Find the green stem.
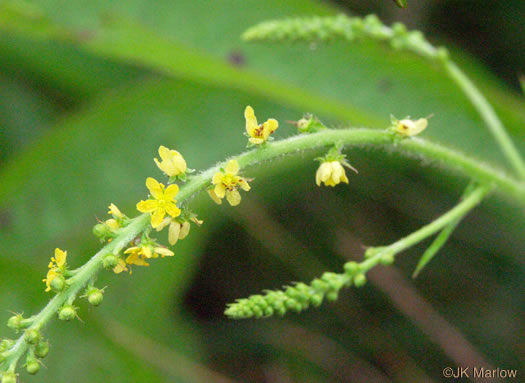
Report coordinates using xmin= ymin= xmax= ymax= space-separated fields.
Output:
xmin=444 ymin=62 xmax=525 ymax=180
xmin=1 ymin=128 xmax=523 ymax=370
xmin=225 ymin=183 xmax=492 ymax=319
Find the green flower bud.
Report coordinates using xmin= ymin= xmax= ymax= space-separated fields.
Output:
xmin=7 ymin=314 xmax=27 ymax=330
xmin=1 ymin=372 xmax=17 ymax=383
xmin=380 ymin=253 xmax=395 ymax=266
xmin=34 ymin=339 xmax=50 ymax=358
xmin=50 ymin=274 xmax=66 ymax=292
xmin=58 ymin=305 xmax=77 ymax=321
xmin=310 ymin=293 xmax=324 ymax=307
xmin=0 ymin=339 xmax=15 ymax=352
xmin=92 ymin=222 xmax=109 ymax=238
xmin=354 ymin=274 xmax=367 ymax=287
xmin=87 ymin=288 xmax=104 ymax=306
xmin=326 ymin=290 xmax=339 ymax=301
xmin=24 ymin=329 xmax=40 ymax=344
xmin=344 ymin=261 xmax=359 ymax=276
xmin=25 ymin=356 xmax=40 ymax=375
xmin=103 ymin=254 xmax=119 ymax=269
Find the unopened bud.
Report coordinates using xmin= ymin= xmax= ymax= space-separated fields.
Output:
xmin=87 ymin=288 xmax=104 ymax=306
xmin=24 ymin=329 xmax=40 ymax=344
xmin=34 ymin=339 xmax=49 ymax=358
xmin=50 ymin=274 xmax=66 ymax=291
xmin=58 ymin=305 xmax=77 ymax=321
xmin=103 ymin=254 xmax=119 ymax=269
xmin=25 ymin=356 xmax=40 ymax=375
xmin=7 ymin=314 xmax=27 ymax=330
xmin=353 ymin=274 xmax=367 ymax=287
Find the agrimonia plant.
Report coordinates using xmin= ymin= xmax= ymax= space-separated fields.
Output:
xmin=1 ymin=14 xmax=524 ymax=382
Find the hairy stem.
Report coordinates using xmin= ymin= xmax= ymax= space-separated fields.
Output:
xmin=2 ymin=127 xmax=523 ymax=371
xmin=444 ymin=62 xmax=525 ymax=180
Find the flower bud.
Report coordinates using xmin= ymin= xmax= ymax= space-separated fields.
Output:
xmin=58 ymin=305 xmax=77 ymax=321
xmin=50 ymin=274 xmax=66 ymax=292
xmin=0 ymin=339 xmax=14 ymax=352
xmin=34 ymin=339 xmax=49 ymax=358
xmin=353 ymin=274 xmax=367 ymax=287
xmin=380 ymin=253 xmax=395 ymax=265
xmin=344 ymin=261 xmax=359 ymax=276
xmin=1 ymin=372 xmax=17 ymax=383
xmin=24 ymin=329 xmax=40 ymax=344
xmin=92 ymin=222 xmax=109 ymax=238
xmin=87 ymin=288 xmax=104 ymax=306
xmin=103 ymin=254 xmax=119 ymax=269
xmin=7 ymin=314 xmax=27 ymax=330
xmin=25 ymin=356 xmax=40 ymax=375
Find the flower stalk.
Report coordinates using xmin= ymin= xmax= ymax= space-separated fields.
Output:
xmin=225 ymin=183 xmax=492 ymax=319
xmin=1 ymin=126 xmax=522 ymax=376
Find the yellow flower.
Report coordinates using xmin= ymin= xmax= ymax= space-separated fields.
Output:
xmin=393 ymin=117 xmax=428 ymax=136
xmin=316 ymin=160 xmax=357 ymax=187
xmin=210 ymin=160 xmax=251 ymax=206
xmin=108 ymin=203 xmax=124 ymax=218
xmin=244 ymin=105 xmax=278 ymax=145
xmin=137 ymin=177 xmax=181 ymax=228
xmin=154 ymin=145 xmax=187 ymax=177
xmin=43 ymin=248 xmax=67 ymax=292
xmin=121 ymin=244 xmax=174 ymax=272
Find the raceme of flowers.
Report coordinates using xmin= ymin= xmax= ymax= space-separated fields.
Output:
xmin=4 ymin=106 xmax=430 ymax=380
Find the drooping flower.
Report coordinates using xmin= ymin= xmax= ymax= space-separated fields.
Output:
xmin=136 ymin=178 xmax=181 ymax=228
xmin=154 ymin=146 xmax=187 ymax=177
xmin=244 ymin=105 xmax=278 ymax=145
xmin=316 ymin=161 xmax=350 ymax=187
xmin=156 ymin=218 xmax=193 ymax=245
xmin=315 ymin=145 xmax=357 ymax=187
xmin=209 ymin=160 xmax=251 ymax=206
xmin=43 ymin=248 xmax=68 ymax=292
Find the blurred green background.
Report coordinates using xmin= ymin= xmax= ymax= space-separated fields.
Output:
xmin=0 ymin=0 xmax=523 ymax=382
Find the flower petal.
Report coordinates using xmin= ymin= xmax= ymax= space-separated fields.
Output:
xmin=225 ymin=159 xmax=239 ymax=175
xmin=137 ymin=199 xmax=158 ymax=213
xmin=164 ymin=202 xmax=181 ymax=218
xmin=214 ymin=183 xmax=226 ymax=198
xmin=155 ymin=247 xmax=174 ymax=257
xmin=151 ymin=208 xmax=166 ymax=228
xmin=164 ymin=184 xmax=179 ymax=201
xmin=146 ymin=177 xmax=164 ymax=199
xmin=169 ymin=221 xmax=181 ymax=245
xmin=244 ymin=105 xmax=258 ymax=135
xmin=158 ymin=145 xmax=171 ymax=160
xmin=208 ymin=189 xmax=222 ymax=205
xmin=226 ymin=189 xmax=241 ymax=206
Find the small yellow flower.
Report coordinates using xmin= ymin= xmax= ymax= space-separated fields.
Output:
xmin=120 ymin=244 xmax=174 ymax=272
xmin=154 ymin=146 xmax=187 ymax=177
xmin=137 ymin=178 xmax=181 ymax=228
xmin=210 ymin=160 xmax=251 ymax=206
xmin=43 ymin=248 xmax=68 ymax=292
xmin=108 ymin=203 xmax=123 ymax=218
xmin=392 ymin=116 xmax=429 ymax=136
xmin=316 ymin=160 xmax=357 ymax=187
xmin=245 ymin=105 xmax=278 ymax=145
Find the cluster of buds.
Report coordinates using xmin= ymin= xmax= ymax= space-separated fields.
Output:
xmin=93 ymin=203 xmax=130 ymax=242
xmin=1 ymin=324 xmax=49 ymax=377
